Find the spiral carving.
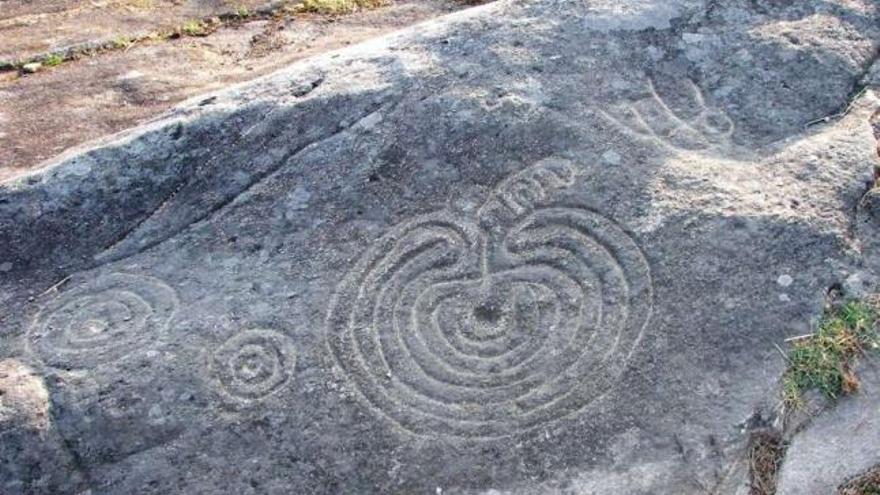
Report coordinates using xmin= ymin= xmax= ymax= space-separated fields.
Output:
xmin=28 ymin=273 xmax=178 ymax=369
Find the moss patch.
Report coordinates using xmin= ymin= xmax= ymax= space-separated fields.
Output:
xmin=298 ymin=0 xmax=388 ymax=15
xmin=110 ymin=35 xmax=134 ymax=49
xmin=43 ymin=53 xmax=64 ymax=67
xmin=782 ymin=300 xmax=880 ymax=409
xmin=181 ymin=20 xmax=211 ymax=36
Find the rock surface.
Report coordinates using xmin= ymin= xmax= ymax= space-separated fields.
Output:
xmin=0 ymin=0 xmax=274 ymax=61
xmin=0 ymin=0 xmax=471 ymax=182
xmin=1 ymin=0 xmax=880 ymax=493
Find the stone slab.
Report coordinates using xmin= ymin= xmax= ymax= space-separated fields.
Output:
xmin=1 ymin=0 xmax=880 ymax=493
xmin=777 ymin=362 xmax=880 ymax=495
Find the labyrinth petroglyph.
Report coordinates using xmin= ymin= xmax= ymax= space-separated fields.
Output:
xmin=27 ymin=273 xmax=179 ymax=369
xmin=327 ymin=158 xmax=653 ymax=438
xmin=210 ymin=329 xmax=297 ymax=403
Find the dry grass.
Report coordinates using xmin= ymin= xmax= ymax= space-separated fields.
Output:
xmin=839 ymin=465 xmax=880 ymax=495
xmin=749 ymin=431 xmax=786 ymax=495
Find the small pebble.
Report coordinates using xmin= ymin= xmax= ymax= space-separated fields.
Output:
xmin=21 ymin=62 xmax=41 ymax=74
xmin=776 ymin=274 xmax=793 ymax=287
xmin=602 ymin=150 xmax=621 ymax=165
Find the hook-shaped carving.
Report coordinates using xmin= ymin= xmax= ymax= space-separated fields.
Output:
xmin=601 ymin=76 xmax=734 ymax=152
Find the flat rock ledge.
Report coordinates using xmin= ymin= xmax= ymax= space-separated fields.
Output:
xmin=2 ymin=0 xmax=880 ymax=494
xmin=777 ymin=361 xmax=880 ymax=495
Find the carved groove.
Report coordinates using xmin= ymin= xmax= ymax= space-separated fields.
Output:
xmin=601 ymin=77 xmax=734 ymax=151
xmin=209 ymin=329 xmax=297 ymax=403
xmin=327 ymin=159 xmax=653 ymax=438
xmin=27 ymin=273 xmax=179 ymax=369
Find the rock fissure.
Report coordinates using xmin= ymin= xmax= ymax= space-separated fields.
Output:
xmin=94 ymin=97 xmax=391 ymax=265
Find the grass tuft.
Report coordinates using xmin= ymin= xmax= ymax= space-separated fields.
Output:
xmin=181 ymin=20 xmax=209 ymax=36
xmin=110 ymin=35 xmax=134 ymax=49
xmin=297 ymin=0 xmax=388 ymax=15
xmin=782 ymin=300 xmax=879 ymax=408
xmin=43 ymin=53 xmax=64 ymax=67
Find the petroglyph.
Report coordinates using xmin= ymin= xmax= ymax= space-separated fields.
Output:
xmin=601 ymin=77 xmax=734 ymax=151
xmin=479 ymin=158 xmax=578 ymax=223
xmin=3 ymin=0 xmax=880 ymax=491
xmin=27 ymin=273 xmax=179 ymax=369
xmin=327 ymin=159 xmax=653 ymax=438
xmin=210 ymin=329 xmax=297 ymax=403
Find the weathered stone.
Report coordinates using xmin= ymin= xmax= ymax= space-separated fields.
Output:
xmin=0 ymin=359 xmax=84 ymax=494
xmin=0 ymin=359 xmax=50 ymax=436
xmin=777 ymin=362 xmax=880 ymax=495
xmin=21 ymin=62 xmax=41 ymax=74
xmin=1 ymin=0 xmax=880 ymax=493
